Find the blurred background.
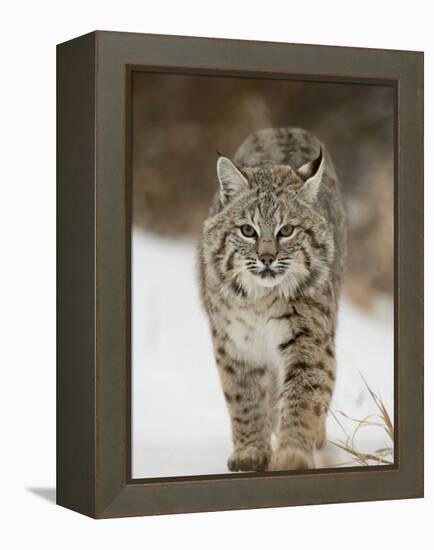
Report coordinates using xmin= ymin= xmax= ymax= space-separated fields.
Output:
xmin=132 ymin=72 xmax=394 ymax=306
xmin=131 ymin=72 xmax=394 ymax=479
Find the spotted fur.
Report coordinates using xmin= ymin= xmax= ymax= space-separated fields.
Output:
xmin=198 ymin=128 xmax=347 ymax=471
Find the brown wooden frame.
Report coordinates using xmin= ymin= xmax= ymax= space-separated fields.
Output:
xmin=57 ymin=31 xmax=424 ymax=518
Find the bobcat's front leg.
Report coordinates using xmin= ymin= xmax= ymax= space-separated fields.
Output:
xmin=215 ymin=346 xmax=271 ymax=472
xmin=270 ymin=318 xmax=336 ymax=471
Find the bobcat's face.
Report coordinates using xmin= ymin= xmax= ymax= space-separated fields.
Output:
xmin=203 ymin=155 xmax=334 ymax=299
xmin=232 ymin=196 xmax=312 ymax=291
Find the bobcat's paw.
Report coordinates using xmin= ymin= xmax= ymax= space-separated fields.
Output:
xmin=269 ymin=446 xmax=315 ymax=471
xmin=227 ymin=447 xmax=270 ymax=472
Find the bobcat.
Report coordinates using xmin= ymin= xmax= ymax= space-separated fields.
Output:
xmin=198 ymin=128 xmax=346 ymax=471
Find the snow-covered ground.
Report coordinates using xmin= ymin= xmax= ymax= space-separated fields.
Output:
xmin=132 ymin=228 xmax=394 ymax=479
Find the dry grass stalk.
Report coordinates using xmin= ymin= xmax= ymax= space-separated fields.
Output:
xmin=328 ymin=376 xmax=394 ymax=467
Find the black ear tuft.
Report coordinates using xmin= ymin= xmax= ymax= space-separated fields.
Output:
xmin=310 ymin=146 xmax=323 ymax=177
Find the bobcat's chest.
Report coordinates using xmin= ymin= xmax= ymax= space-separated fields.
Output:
xmin=225 ymin=308 xmax=289 ymax=370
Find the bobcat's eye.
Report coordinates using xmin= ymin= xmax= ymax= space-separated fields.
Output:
xmin=240 ymin=224 xmax=257 ymax=238
xmin=278 ymin=224 xmax=294 ymax=238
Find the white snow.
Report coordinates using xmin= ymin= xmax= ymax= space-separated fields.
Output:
xmin=132 ymin=228 xmax=394 ymax=478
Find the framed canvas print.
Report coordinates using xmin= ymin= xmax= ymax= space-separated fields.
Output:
xmin=57 ymin=31 xmax=424 ymax=518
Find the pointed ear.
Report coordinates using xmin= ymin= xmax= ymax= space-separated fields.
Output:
xmin=217 ymin=156 xmax=249 ymax=204
xmin=296 ymin=147 xmax=325 ymax=203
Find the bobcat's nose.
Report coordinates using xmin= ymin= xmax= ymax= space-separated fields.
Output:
xmin=259 ymin=253 xmax=275 ymax=267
